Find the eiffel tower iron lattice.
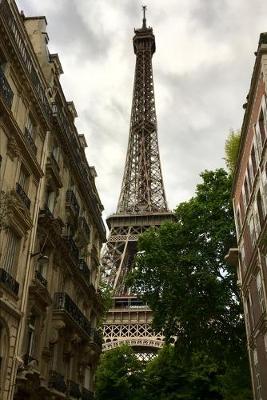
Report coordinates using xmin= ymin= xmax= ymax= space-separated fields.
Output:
xmin=102 ymin=7 xmax=173 ymax=357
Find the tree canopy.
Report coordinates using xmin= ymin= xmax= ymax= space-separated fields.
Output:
xmin=224 ymin=130 xmax=241 ymax=174
xmin=127 ymin=168 xmax=251 ymax=398
xmin=96 ymin=169 xmax=252 ymax=399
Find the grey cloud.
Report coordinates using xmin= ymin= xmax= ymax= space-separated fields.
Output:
xmin=18 ymin=0 xmax=267 ymax=218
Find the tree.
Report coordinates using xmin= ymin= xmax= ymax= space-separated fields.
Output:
xmin=224 ymin=130 xmax=241 ymax=174
xmin=128 ymin=168 xmax=252 ymax=398
xmin=95 ymin=345 xmax=144 ymax=400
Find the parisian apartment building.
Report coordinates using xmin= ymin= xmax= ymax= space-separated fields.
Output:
xmin=229 ymin=32 xmax=267 ymax=399
xmin=0 ymin=0 xmax=106 ymax=399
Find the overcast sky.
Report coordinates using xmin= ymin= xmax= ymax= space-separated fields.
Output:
xmin=18 ymin=0 xmax=267 ymax=219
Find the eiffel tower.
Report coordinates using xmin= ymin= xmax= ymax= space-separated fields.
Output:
xmin=102 ymin=7 xmax=173 ymax=360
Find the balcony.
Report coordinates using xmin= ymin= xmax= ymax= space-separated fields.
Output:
xmin=0 ymin=67 xmax=13 ymax=109
xmin=67 ymin=380 xmax=81 ymax=399
xmin=53 ymin=292 xmax=91 ymax=338
xmin=66 ymin=190 xmax=80 ymax=220
xmin=24 ymin=127 xmax=37 ymax=155
xmin=16 ymin=183 xmax=31 ymax=210
xmin=0 ymin=267 xmax=19 ymax=296
xmin=46 ymin=153 xmax=62 ymax=188
xmin=48 ymin=370 xmax=66 ymax=394
xmin=81 ymin=388 xmax=94 ymax=400
xmin=63 ymin=236 xmax=80 ymax=262
xmin=35 ymin=270 xmax=47 ymax=287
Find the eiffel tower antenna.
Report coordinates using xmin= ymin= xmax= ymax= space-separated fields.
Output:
xmin=142 ymin=5 xmax=147 ymax=28
xmin=102 ymin=8 xmax=173 ymax=360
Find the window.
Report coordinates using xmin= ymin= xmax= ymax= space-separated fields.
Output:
xmin=243 ymin=177 xmax=250 ymax=207
xmin=243 ymin=297 xmax=250 ymax=334
xmin=255 ymin=122 xmax=263 ymax=157
xmin=18 ymin=167 xmax=28 ymax=191
xmin=46 ymin=190 xmax=56 ymax=213
xmin=247 ymin=162 xmax=254 ymax=191
xmin=256 ymin=271 xmax=265 ymax=314
xmin=253 ymin=349 xmax=262 ymax=400
xmin=259 ymin=110 xmax=266 ymax=146
xmin=2 ymin=229 xmax=20 ymax=275
xmin=251 ymin=146 xmax=257 ymax=175
xmin=25 ymin=114 xmax=35 ymax=138
xmin=235 ymin=208 xmax=242 ymax=237
xmin=256 ymin=190 xmax=265 ymax=228
xmin=26 ymin=314 xmax=36 ymax=359
xmin=264 ymin=333 xmax=267 ymax=352
xmin=249 ymin=292 xmax=255 ymax=328
xmin=52 ymin=146 xmax=60 ymax=163
xmin=239 ymin=239 xmax=246 ymax=270
xmin=248 ymin=214 xmax=256 ymax=245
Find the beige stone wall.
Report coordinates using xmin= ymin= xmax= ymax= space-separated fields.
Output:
xmin=0 ymin=1 xmax=105 ymax=399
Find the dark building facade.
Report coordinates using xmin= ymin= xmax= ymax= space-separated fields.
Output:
xmin=0 ymin=0 xmax=106 ymax=399
xmin=230 ymin=32 xmax=267 ymax=400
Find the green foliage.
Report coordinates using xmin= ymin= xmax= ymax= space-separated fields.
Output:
xmin=128 ymin=168 xmax=252 ymax=398
xmin=97 ymin=280 xmax=113 ymax=322
xmin=97 ymin=169 xmax=252 ymax=399
xmin=95 ymin=345 xmax=144 ymax=400
xmin=224 ymin=130 xmax=241 ymax=174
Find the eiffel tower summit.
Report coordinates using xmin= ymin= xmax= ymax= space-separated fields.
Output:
xmin=102 ymin=7 xmax=173 ymax=358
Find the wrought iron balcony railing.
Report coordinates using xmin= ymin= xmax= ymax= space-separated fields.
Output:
xmin=53 ymin=292 xmax=91 ymax=337
xmin=63 ymin=236 xmax=80 ymax=261
xmin=66 ymin=190 xmax=80 ymax=218
xmin=0 ymin=67 xmax=13 ymax=108
xmin=40 ymin=206 xmax=54 ymax=219
xmin=78 ymin=259 xmax=91 ymax=283
xmin=67 ymin=380 xmax=81 ymax=399
xmin=24 ymin=127 xmax=37 ymax=155
xmin=35 ymin=270 xmax=48 ymax=287
xmin=0 ymin=0 xmax=52 ymax=125
xmin=16 ymin=183 xmax=31 ymax=209
xmin=48 ymin=370 xmax=67 ymax=394
xmin=0 ymin=267 xmax=19 ymax=295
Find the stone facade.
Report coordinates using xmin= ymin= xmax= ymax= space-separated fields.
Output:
xmin=0 ymin=1 xmax=106 ymax=399
xmin=229 ymin=32 xmax=267 ymax=400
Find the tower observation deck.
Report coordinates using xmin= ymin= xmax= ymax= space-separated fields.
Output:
xmin=101 ymin=7 xmax=173 ymax=360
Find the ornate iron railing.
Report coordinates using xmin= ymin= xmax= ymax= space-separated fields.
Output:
xmin=67 ymin=380 xmax=81 ymax=399
xmin=0 ymin=267 xmax=19 ymax=295
xmin=35 ymin=270 xmax=47 ymax=287
xmin=24 ymin=126 xmax=37 ymax=155
xmin=81 ymin=387 xmax=94 ymax=400
xmin=66 ymin=190 xmax=80 ymax=218
xmin=40 ymin=206 xmax=54 ymax=219
xmin=0 ymin=67 xmax=13 ymax=108
xmin=0 ymin=0 xmax=52 ymax=124
xmin=53 ymin=292 xmax=91 ymax=336
xmin=48 ymin=370 xmax=67 ymax=393
xmin=16 ymin=182 xmax=31 ymax=209
xmin=63 ymin=236 xmax=79 ymax=261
